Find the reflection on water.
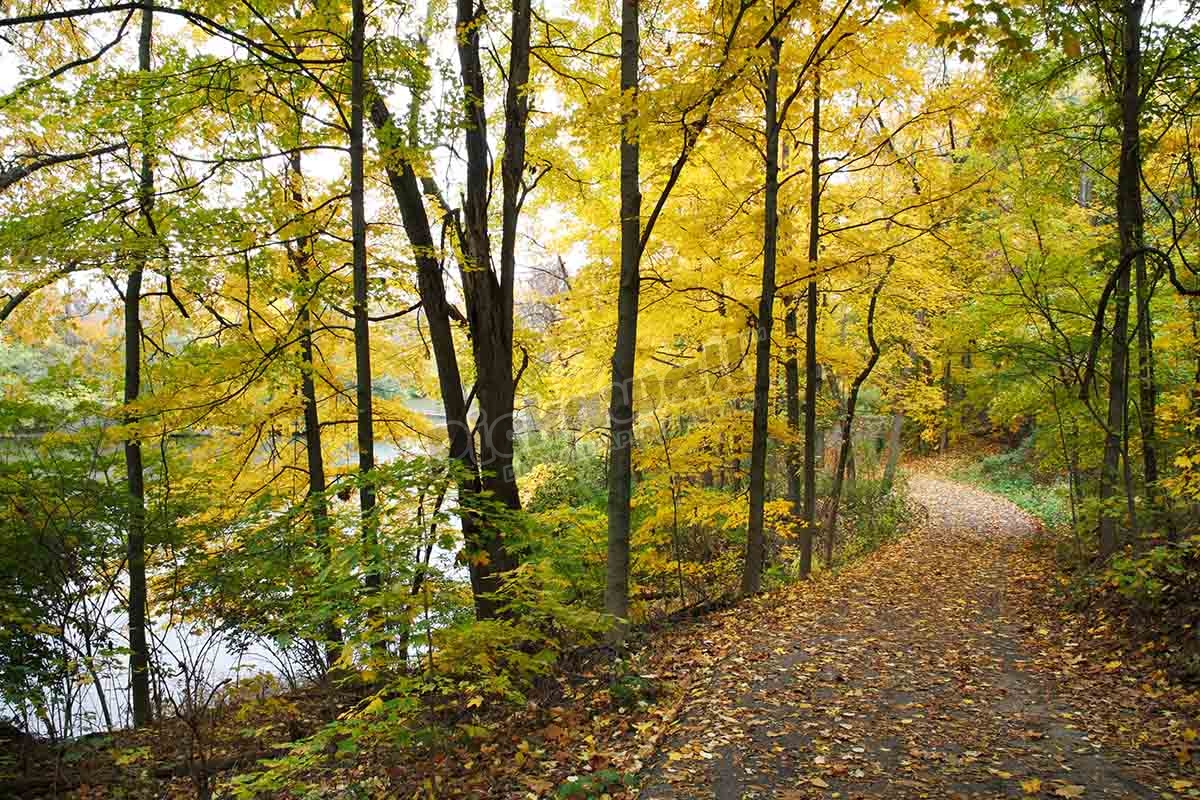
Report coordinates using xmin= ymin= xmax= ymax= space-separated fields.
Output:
xmin=5 ymin=432 xmax=466 ymax=739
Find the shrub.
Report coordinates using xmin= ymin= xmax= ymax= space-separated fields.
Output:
xmin=1099 ymin=534 xmax=1200 ymax=680
xmin=956 ymin=436 xmax=1071 ymax=529
xmin=835 ymin=474 xmax=916 ymax=563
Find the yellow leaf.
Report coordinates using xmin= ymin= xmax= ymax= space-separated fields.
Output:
xmin=1054 ymin=785 xmax=1085 ymax=798
xmin=810 ymin=777 xmax=830 ymax=788
xmin=1170 ymin=779 xmax=1194 ymax=790
xmin=466 ymin=695 xmax=484 ymax=709
xmin=1021 ymin=777 xmax=1042 ymax=794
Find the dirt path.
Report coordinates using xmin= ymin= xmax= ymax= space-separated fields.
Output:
xmin=637 ymin=475 xmax=1195 ymax=799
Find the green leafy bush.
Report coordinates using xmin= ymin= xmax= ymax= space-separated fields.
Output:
xmin=955 ymin=438 xmax=1072 ymax=529
xmin=608 ymin=671 xmax=659 ymax=709
xmin=835 ymin=474 xmax=917 ymax=563
xmin=1103 ymin=535 xmax=1200 ymax=612
xmin=555 ymin=768 xmax=638 ymax=799
xmin=1098 ymin=534 xmax=1200 ymax=680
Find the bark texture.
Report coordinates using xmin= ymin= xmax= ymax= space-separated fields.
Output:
xmin=802 ymin=77 xmax=821 ymax=571
xmin=743 ymin=38 xmax=782 ymax=596
xmin=349 ymin=0 xmax=378 ymax=597
xmin=1099 ymin=0 xmax=1144 ymax=557
xmin=604 ymin=0 xmax=641 ymax=633
xmin=126 ymin=0 xmax=153 ymax=727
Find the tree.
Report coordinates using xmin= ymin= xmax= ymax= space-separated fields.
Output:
xmin=802 ymin=74 xmax=822 ymax=571
xmin=349 ymin=0 xmax=379 ymax=608
xmin=125 ymin=0 xmax=154 ymax=727
xmin=742 ymin=36 xmax=782 ymax=596
xmin=601 ymin=0 xmax=810 ymax=634
xmin=604 ymin=0 xmax=641 ymax=630
xmin=824 ymin=262 xmax=891 ymax=554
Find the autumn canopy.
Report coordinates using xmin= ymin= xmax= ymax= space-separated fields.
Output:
xmin=0 ymin=0 xmax=1197 ymax=795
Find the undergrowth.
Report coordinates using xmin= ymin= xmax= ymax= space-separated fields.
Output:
xmin=953 ymin=438 xmax=1200 ymax=683
xmin=951 ymin=442 xmax=1072 ymax=530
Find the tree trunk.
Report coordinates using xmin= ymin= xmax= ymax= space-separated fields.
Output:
xmin=1100 ymin=0 xmax=1144 ymax=558
xmin=501 ymin=0 xmax=532 ymax=331
xmin=1135 ymin=268 xmax=1158 ymax=499
xmin=1130 ymin=82 xmax=1157 ymax=503
xmin=604 ymin=0 xmax=641 ymax=636
xmin=453 ymin=0 xmax=524 ymax=619
xmin=287 ymin=146 xmax=339 ymax=666
xmin=802 ymin=75 xmax=821 ymax=571
xmin=882 ymin=411 xmax=903 ymax=491
xmin=368 ymin=92 xmax=490 ymax=618
xmin=126 ymin=0 xmax=153 ymax=728
xmin=349 ymin=0 xmax=379 ymax=603
xmin=825 ymin=265 xmax=891 ymax=560
xmin=784 ymin=300 xmax=807 ymax=576
xmin=939 ymin=360 xmax=951 ymax=452
xmin=742 ymin=38 xmax=781 ymax=597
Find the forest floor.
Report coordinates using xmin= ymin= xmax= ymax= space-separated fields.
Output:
xmin=634 ymin=473 xmax=1199 ymax=799
xmin=11 ymin=472 xmax=1199 ymax=800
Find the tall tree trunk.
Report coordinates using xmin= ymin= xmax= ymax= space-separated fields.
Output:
xmin=1193 ymin=301 xmax=1200 ymax=421
xmin=1132 ymin=156 xmax=1157 ymax=503
xmin=802 ymin=75 xmax=821 ymax=570
xmin=784 ymin=299 xmax=807 ymax=576
xmin=939 ymin=360 xmax=951 ymax=452
xmin=349 ymin=0 xmax=378 ymax=600
xmin=742 ymin=38 xmax=782 ymax=597
xmin=453 ymin=0 xmax=524 ymax=618
xmin=1135 ymin=272 xmax=1158 ymax=501
xmin=126 ymin=0 xmax=153 ymax=728
xmin=825 ymin=265 xmax=890 ymax=555
xmin=366 ymin=8 xmax=493 ymax=619
xmin=1100 ymin=0 xmax=1144 ymax=558
xmin=604 ymin=0 xmax=641 ymax=636
xmin=501 ymin=0 xmax=532 ymax=332
xmin=287 ymin=147 xmax=338 ymax=666
xmin=368 ymin=91 xmax=488 ymax=619
xmin=1103 ymin=0 xmax=1157 ymax=506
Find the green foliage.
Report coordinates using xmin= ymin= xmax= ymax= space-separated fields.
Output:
xmin=1085 ymin=532 xmax=1200 ymax=680
xmin=527 ymin=503 xmax=608 ymax=608
xmin=170 ymin=457 xmax=477 ymax=681
xmin=989 ymin=474 xmax=1070 ymax=530
xmin=516 ymin=432 xmax=607 ymax=511
xmin=955 ymin=439 xmax=1073 ymax=530
xmin=230 ymin=521 xmax=610 ymax=797
xmin=555 ymin=768 xmax=638 ymax=799
xmin=515 ymin=433 xmax=610 ymax=610
xmin=834 ymin=474 xmax=918 ymax=563
xmin=1103 ymin=536 xmax=1200 ymax=612
xmin=0 ymin=387 xmax=127 ymax=734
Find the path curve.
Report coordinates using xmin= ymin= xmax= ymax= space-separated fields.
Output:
xmin=637 ymin=474 xmax=1186 ymax=799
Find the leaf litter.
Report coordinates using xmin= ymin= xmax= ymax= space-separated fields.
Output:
xmin=635 ymin=474 xmax=1199 ymax=799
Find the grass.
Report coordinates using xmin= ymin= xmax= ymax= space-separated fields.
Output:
xmin=950 ymin=449 xmax=1073 ymax=530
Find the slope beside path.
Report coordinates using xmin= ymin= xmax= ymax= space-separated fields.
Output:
xmin=636 ymin=474 xmax=1198 ymax=799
